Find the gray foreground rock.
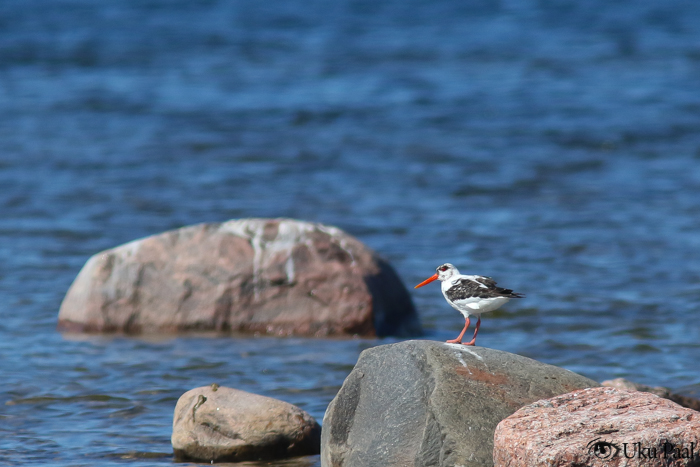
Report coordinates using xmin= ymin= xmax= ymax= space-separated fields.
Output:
xmin=58 ymin=218 xmax=420 ymax=337
xmin=172 ymin=385 xmax=321 ymax=462
xmin=321 ymin=340 xmax=598 ymax=467
xmin=494 ymin=387 xmax=700 ymax=467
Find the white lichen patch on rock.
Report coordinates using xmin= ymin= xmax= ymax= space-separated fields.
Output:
xmin=447 ymin=344 xmax=485 ymax=362
xmin=220 ymin=218 xmax=357 ymax=300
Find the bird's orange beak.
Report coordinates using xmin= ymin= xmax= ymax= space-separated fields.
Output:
xmin=414 ymin=273 xmax=438 ymax=289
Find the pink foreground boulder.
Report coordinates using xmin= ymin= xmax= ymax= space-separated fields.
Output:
xmin=494 ymin=387 xmax=700 ymax=467
xmin=57 ymin=218 xmax=420 ymax=337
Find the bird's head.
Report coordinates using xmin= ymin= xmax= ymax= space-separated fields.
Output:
xmin=414 ymin=263 xmax=459 ymax=288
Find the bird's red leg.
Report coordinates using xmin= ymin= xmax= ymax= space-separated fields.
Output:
xmin=464 ymin=316 xmax=481 ymax=346
xmin=446 ymin=317 xmax=470 ymax=344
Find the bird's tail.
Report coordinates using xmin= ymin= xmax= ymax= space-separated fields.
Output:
xmin=497 ymin=288 xmax=525 ymax=298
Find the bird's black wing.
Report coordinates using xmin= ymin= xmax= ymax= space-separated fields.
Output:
xmin=445 ymin=277 xmax=524 ymax=302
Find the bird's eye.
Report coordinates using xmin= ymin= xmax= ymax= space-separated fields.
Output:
xmin=439 ymin=266 xmax=447 ymax=271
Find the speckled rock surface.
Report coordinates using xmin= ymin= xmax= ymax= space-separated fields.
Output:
xmin=172 ymin=385 xmax=321 ymax=462
xmin=494 ymin=387 xmax=700 ymax=467
xmin=57 ymin=218 xmax=420 ymax=336
xmin=321 ymin=340 xmax=598 ymax=467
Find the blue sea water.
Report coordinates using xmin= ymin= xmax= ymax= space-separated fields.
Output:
xmin=2 ymin=0 xmax=700 ymax=465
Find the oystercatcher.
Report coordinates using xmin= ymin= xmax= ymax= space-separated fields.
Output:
xmin=415 ymin=263 xmax=524 ymax=346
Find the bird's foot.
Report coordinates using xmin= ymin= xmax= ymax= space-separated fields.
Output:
xmin=445 ymin=338 xmax=462 ymax=344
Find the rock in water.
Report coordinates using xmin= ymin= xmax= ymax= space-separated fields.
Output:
xmin=494 ymin=387 xmax=700 ymax=467
xmin=320 ymin=340 xmax=598 ymax=467
xmin=601 ymin=377 xmax=700 ymax=412
xmin=57 ymin=218 xmax=421 ymax=337
xmin=601 ymin=377 xmax=671 ymax=398
xmin=172 ymin=385 xmax=321 ymax=462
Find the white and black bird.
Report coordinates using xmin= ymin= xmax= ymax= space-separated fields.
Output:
xmin=415 ymin=263 xmax=524 ymax=346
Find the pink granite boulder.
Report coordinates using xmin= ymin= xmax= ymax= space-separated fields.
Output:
xmin=494 ymin=387 xmax=700 ymax=467
xmin=57 ymin=218 xmax=420 ymax=337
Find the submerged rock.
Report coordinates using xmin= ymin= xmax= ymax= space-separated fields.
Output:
xmin=57 ymin=218 xmax=421 ymax=337
xmin=494 ymin=387 xmax=700 ymax=467
xmin=172 ymin=385 xmax=321 ymax=462
xmin=320 ymin=340 xmax=597 ymax=467
xmin=601 ymin=377 xmax=700 ymax=412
